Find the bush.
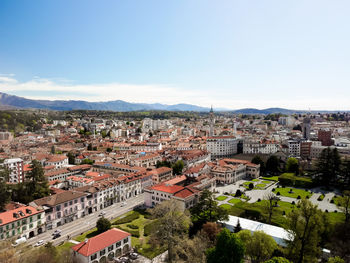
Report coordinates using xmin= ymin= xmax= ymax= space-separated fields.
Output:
xmin=127 ymin=224 xmax=139 ymax=229
xmin=244 ymin=208 xmax=261 ymax=220
xmin=116 ymin=225 xmax=139 ymax=237
xmin=282 ymin=211 xmax=286 ymax=215
xmin=317 ymin=195 xmax=325 ymax=201
xmin=325 ymin=209 xmax=328 ymax=213
xmin=292 ymin=201 xmax=295 ymax=205
xmin=113 ymin=212 xmax=140 ymax=225
xmin=272 ymin=188 xmax=275 ymax=192
xmin=306 ymin=195 xmax=310 ymax=199
xmin=235 ymin=189 xmax=242 ymax=197
xmin=330 ymin=199 xmax=334 ymax=204
xmin=297 ymin=195 xmax=301 ymax=199
xmin=257 ymin=198 xmax=261 ymax=202
xmin=276 ymin=192 xmax=281 ymax=196
xmin=249 ymin=183 xmax=254 ymax=190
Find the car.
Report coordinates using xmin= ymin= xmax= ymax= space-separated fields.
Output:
xmin=34 ymin=240 xmax=44 ymax=247
xmin=52 ymin=233 xmax=61 ymax=239
xmin=129 ymin=252 xmax=138 ymax=260
xmin=52 ymin=229 xmax=62 ymax=235
xmin=115 ymin=257 xmax=130 ymax=263
xmin=12 ymin=236 xmax=27 ymax=247
xmin=98 ymin=211 xmax=106 ymax=216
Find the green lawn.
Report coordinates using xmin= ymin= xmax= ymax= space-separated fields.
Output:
xmin=252 ymin=179 xmax=260 ymax=182
xmin=262 ymin=176 xmax=279 ymax=181
xmin=74 ymin=228 xmax=98 ymax=242
xmin=276 ymin=187 xmax=311 ymax=199
xmin=262 ymin=180 xmax=272 ymax=184
xmin=216 ymin=195 xmax=228 ymax=201
xmin=57 ymin=242 xmax=75 ymax=253
xmin=255 ymin=183 xmax=266 ymax=189
xmin=220 ymin=204 xmax=233 ymax=210
xmin=243 ymin=182 xmax=251 ymax=186
xmin=228 ymin=198 xmax=241 ymax=205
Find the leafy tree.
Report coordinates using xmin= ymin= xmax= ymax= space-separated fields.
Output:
xmin=264 ymin=257 xmax=291 ymax=263
xmin=330 ymin=222 xmax=350 ymax=259
xmin=96 ymin=217 xmax=111 ymax=234
xmin=101 ymin=130 xmax=107 ymax=138
xmin=266 ymin=156 xmax=280 ymax=175
xmin=172 ymin=160 xmax=184 ymax=175
xmin=249 ymin=182 xmax=254 ymax=190
xmin=50 ymin=145 xmax=56 ymax=154
xmin=263 ymin=193 xmax=280 ymax=224
xmin=337 ymin=191 xmax=350 ymax=222
xmin=316 ymin=147 xmax=341 ymax=187
xmin=206 ymin=228 xmax=245 ymax=263
xmin=156 ymin=160 xmax=172 ymax=168
xmin=327 ymin=257 xmax=345 ymax=263
xmin=67 ymin=152 xmax=75 ymax=165
xmin=237 ymin=230 xmax=277 ymax=263
xmin=286 ymin=199 xmax=324 ymax=263
xmin=340 ymin=158 xmax=350 ymax=189
xmin=87 ymin=143 xmax=93 ymax=151
xmin=286 ymin=157 xmax=299 ymax=175
xmin=150 ymin=200 xmax=191 ymax=263
xmin=252 ymin=155 xmax=266 ymax=175
xmin=191 ymin=190 xmax=228 ymax=230
xmin=81 ymin=158 xmax=94 ymax=165
xmin=26 ymin=160 xmax=50 ymax=200
xmin=202 ymin=222 xmax=222 ymax=244
xmin=0 ymin=180 xmax=10 ymax=211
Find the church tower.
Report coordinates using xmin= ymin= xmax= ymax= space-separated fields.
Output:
xmin=209 ymin=105 xmax=214 ymax=137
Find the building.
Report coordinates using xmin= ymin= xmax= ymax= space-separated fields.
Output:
xmin=31 ymin=190 xmax=87 ymax=230
xmin=302 ymin=117 xmax=311 ymax=140
xmin=318 ymin=129 xmax=332 ymax=146
xmin=300 ymin=141 xmax=312 ymax=159
xmin=288 ymin=140 xmax=301 ymax=158
xmin=243 ymin=140 xmax=280 ymax=155
xmin=209 ymin=158 xmax=260 ymax=185
xmin=2 ymin=158 xmax=24 ymax=183
xmin=147 ymin=167 xmax=173 ymax=185
xmin=0 ymin=205 xmax=45 ymax=240
xmin=72 ymin=228 xmax=131 ymax=263
xmin=209 ymin=106 xmax=215 ymax=137
xmin=207 ymin=136 xmax=238 ymax=160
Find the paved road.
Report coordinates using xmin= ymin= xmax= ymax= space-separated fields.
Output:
xmin=27 ymin=194 xmax=145 ymax=246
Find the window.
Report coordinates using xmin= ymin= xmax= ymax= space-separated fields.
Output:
xmin=80 ymin=197 xmax=85 ymax=202
xmin=100 ymin=249 xmax=106 ymax=256
xmin=90 ymin=254 xmax=97 ymax=260
xmin=56 ymin=205 xmax=61 ymax=211
xmin=64 ymin=202 xmax=68 ymax=207
xmin=108 ymin=245 xmax=114 ymax=252
xmin=116 ymin=241 xmax=121 ymax=247
xmin=74 ymin=199 xmax=78 ymax=204
xmin=69 ymin=201 xmax=73 ymax=206
xmin=123 ymin=237 xmax=128 ymax=244
xmin=29 ymin=224 xmax=33 ymax=229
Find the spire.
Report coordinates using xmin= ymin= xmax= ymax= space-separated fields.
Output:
xmin=210 ymin=105 xmax=213 ymax=113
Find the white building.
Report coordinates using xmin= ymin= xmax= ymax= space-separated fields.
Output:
xmin=207 ymin=136 xmax=238 ymax=160
xmin=72 ymin=228 xmax=131 ymax=263
xmin=288 ymin=140 xmax=301 ymax=158
xmin=2 ymin=158 xmax=24 ymax=183
xmin=243 ymin=140 xmax=280 ymax=155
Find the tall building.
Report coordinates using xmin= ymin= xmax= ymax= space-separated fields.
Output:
xmin=2 ymin=158 xmax=24 ymax=183
xmin=207 ymin=136 xmax=238 ymax=160
xmin=302 ymin=116 xmax=311 ymax=140
xmin=318 ymin=129 xmax=332 ymax=146
xmin=209 ymin=106 xmax=214 ymax=137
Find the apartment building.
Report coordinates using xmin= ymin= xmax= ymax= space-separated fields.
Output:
xmin=0 ymin=205 xmax=45 ymax=240
xmin=206 ymin=136 xmax=238 ymax=160
xmin=2 ymin=158 xmax=24 ymax=183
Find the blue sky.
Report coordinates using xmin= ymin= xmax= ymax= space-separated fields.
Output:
xmin=0 ymin=0 xmax=349 ymax=110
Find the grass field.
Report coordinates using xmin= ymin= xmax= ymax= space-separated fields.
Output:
xmin=262 ymin=176 xmax=279 ymax=181
xmin=255 ymin=183 xmax=266 ymax=189
xmin=220 ymin=204 xmax=233 ymax=210
xmin=276 ymin=187 xmax=311 ymax=199
xmin=228 ymin=198 xmax=241 ymax=205
xmin=56 ymin=242 xmax=75 ymax=253
xmin=216 ymin=195 xmax=228 ymax=201
xmin=252 ymin=179 xmax=260 ymax=182
xmin=262 ymin=180 xmax=272 ymax=184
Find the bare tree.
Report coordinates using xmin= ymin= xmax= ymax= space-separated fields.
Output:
xmin=263 ymin=192 xmax=280 ymax=224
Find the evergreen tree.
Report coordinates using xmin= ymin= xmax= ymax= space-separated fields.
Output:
xmin=26 ymin=160 xmax=50 ymax=200
xmin=266 ymin=156 xmax=280 ymax=175
xmin=252 ymin=155 xmax=266 ymax=175
xmin=96 ymin=217 xmax=111 ymax=234
xmin=316 ymin=147 xmax=341 ymax=187
xmin=234 ymin=219 xmax=242 ymax=233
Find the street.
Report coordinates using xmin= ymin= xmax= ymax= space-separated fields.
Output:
xmin=27 ymin=194 xmax=145 ymax=246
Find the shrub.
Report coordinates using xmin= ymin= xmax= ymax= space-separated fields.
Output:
xmin=330 ymin=199 xmax=334 ymax=204
xmin=306 ymin=195 xmax=310 ymax=199
xmin=334 ymin=210 xmax=338 ymax=213
xmin=116 ymin=225 xmax=140 ymax=237
xmin=282 ymin=211 xmax=286 ymax=215
xmin=297 ymin=195 xmax=301 ymax=199
xmin=278 ymin=173 xmax=313 ymax=188
xmin=235 ymin=189 xmax=242 ymax=197
xmin=244 ymin=208 xmax=261 ymax=220
xmin=257 ymin=198 xmax=261 ymax=202
xmin=325 ymin=209 xmax=328 ymax=213
xmin=127 ymin=224 xmax=139 ymax=229
xmin=249 ymin=183 xmax=254 ymax=190
xmin=277 ymin=192 xmax=281 ymax=196
xmin=292 ymin=201 xmax=295 ymax=205
xmin=272 ymin=188 xmax=275 ymax=192
xmin=113 ymin=212 xmax=140 ymax=225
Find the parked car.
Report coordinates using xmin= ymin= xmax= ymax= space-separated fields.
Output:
xmin=12 ymin=236 xmax=27 ymax=247
xmin=52 ymin=232 xmax=61 ymax=239
xmin=34 ymin=240 xmax=45 ymax=247
xmin=115 ymin=257 xmax=130 ymax=263
xmin=52 ymin=229 xmax=62 ymax=235
xmin=98 ymin=211 xmax=106 ymax=217
xmin=129 ymin=252 xmax=138 ymax=260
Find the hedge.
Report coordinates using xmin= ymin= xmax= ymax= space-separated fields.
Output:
xmin=113 ymin=212 xmax=140 ymax=225
xmin=115 ymin=225 xmax=140 ymax=237
xmin=127 ymin=224 xmax=139 ymax=229
xmin=278 ymin=173 xmax=313 ymax=188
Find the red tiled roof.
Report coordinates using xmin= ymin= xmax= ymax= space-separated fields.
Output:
xmin=151 ymin=184 xmax=184 ymax=194
xmin=0 ymin=206 xmax=42 ymax=226
xmin=72 ymin=228 xmax=131 ymax=257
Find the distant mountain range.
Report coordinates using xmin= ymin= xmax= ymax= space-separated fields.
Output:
xmin=0 ymin=92 xmax=343 ymax=114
